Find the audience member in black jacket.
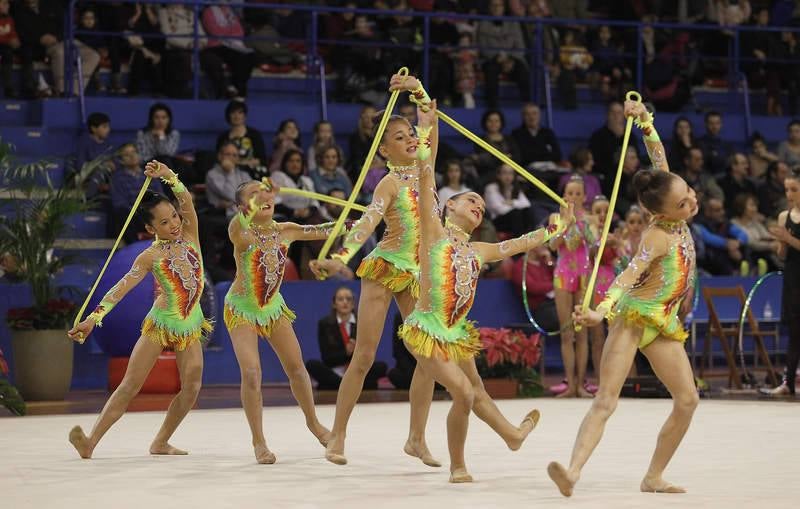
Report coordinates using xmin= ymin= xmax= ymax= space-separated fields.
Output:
xmin=510 ymin=103 xmax=562 ymax=166
xmin=306 ymin=287 xmax=387 ymax=390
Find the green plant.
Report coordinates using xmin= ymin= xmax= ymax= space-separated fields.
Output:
xmin=0 ymin=137 xmax=91 ymax=329
xmin=476 ymin=327 xmax=544 ymax=397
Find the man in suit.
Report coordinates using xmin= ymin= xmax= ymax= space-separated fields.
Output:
xmin=306 ymin=287 xmax=387 ymax=390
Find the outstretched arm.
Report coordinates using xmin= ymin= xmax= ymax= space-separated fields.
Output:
xmin=624 ymin=100 xmax=669 ymax=173
xmin=281 ymin=221 xmax=351 ymax=243
xmin=68 ymin=251 xmax=154 ymax=342
xmin=144 ymin=160 xmax=199 ymax=241
xmin=475 ymin=202 xmax=573 ymax=263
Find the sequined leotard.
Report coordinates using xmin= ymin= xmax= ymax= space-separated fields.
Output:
xmin=553 ymin=216 xmax=593 ymax=293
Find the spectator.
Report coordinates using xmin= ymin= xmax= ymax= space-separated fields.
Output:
xmin=697 ymin=111 xmax=731 ymax=175
xmin=695 ymin=196 xmax=748 ymax=275
xmin=158 ymin=3 xmax=206 ymax=98
xmin=76 ymin=112 xmax=115 ymax=172
xmin=510 ymin=103 xmax=562 ymax=167
xmin=269 ymin=119 xmax=303 ymax=174
xmin=111 ymin=144 xmax=163 ymax=243
xmin=346 ymin=105 xmax=377 ymax=182
xmin=550 ymin=0 xmax=588 ymax=19
xmin=589 ymin=25 xmax=628 ymax=102
xmin=777 ymin=119 xmax=800 ymax=168
xmin=476 ymin=0 xmax=530 ymax=108
xmin=613 ymin=145 xmax=641 ymax=216
xmin=305 ymin=287 xmax=387 ymax=390
xmin=124 ymin=2 xmax=163 ymax=97
xmin=558 ymin=30 xmax=593 ymax=110
xmin=307 ymin=120 xmax=340 ymax=172
xmin=75 ymin=7 xmax=107 ymax=93
xmin=438 ymin=160 xmax=472 ymax=204
xmin=770 ymin=31 xmax=800 ymax=116
xmin=15 ymin=0 xmax=99 ymax=97
xmin=0 ymin=0 xmax=19 ymax=98
xmin=510 ymin=244 xmax=559 ymax=334
xmin=757 ymin=161 xmax=790 ymax=218
xmin=332 ymin=14 xmax=384 ymax=104
xmin=136 ymin=103 xmax=180 ymax=163
xmin=589 ymin=100 xmax=639 ymax=194
xmin=205 ymin=141 xmax=251 ymax=220
xmin=271 ymin=149 xmax=321 ymax=223
xmin=311 ymin=146 xmax=353 ymax=197
xmin=454 ymin=30 xmax=478 ymax=109
xmin=397 ymin=102 xmax=416 ymax=125
xmin=427 ymin=15 xmax=459 ymax=107
xmin=200 ymin=2 xmax=254 ymax=100
xmin=484 ymin=164 xmax=537 ymax=237
xmin=747 ymin=133 xmax=778 ymax=180
xmin=731 ymin=193 xmax=781 ymax=272
xmin=668 ymin=116 xmax=695 ymax=174
xmin=472 ymin=109 xmax=520 ymax=183
xmin=387 ymin=312 xmax=416 ymax=390
xmin=742 ymin=8 xmax=782 ymax=115
xmin=216 ymin=100 xmax=267 ymax=178
xmin=559 ymin=147 xmax=602 ymax=207
xmin=718 ymin=152 xmax=757 ymax=216
xmin=680 ymin=146 xmax=724 ymax=202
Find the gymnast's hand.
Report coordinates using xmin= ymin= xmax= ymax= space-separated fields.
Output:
xmin=572 ymin=305 xmax=603 ymax=328
xmin=309 ymin=259 xmax=346 ymax=280
xmin=623 ymin=99 xmax=649 ymax=124
xmin=144 ymin=160 xmax=175 ymax=180
xmin=559 ymin=201 xmax=575 ymax=229
xmin=417 ymin=99 xmax=437 ymax=128
xmin=67 ymin=319 xmax=95 ymax=344
xmin=389 ymin=73 xmax=421 ymax=93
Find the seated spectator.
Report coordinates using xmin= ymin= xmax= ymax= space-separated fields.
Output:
xmin=697 ymin=111 xmax=732 ymax=175
xmin=310 ymin=146 xmax=353 ymax=197
xmin=668 ymin=116 xmax=695 ymax=174
xmin=588 ymin=25 xmax=628 ymax=102
xmin=719 ymin=152 xmax=757 ymax=216
xmin=777 ymin=119 xmax=800 ymax=168
xmin=217 ymin=100 xmax=267 ymax=178
xmin=484 ymin=164 xmax=536 ymax=237
xmin=613 ymin=145 xmax=641 ymax=216
xmin=559 ymin=147 xmax=603 ymax=207
xmin=307 ymin=121 xmax=339 ymax=172
xmin=200 ymin=2 xmax=254 ymax=100
xmin=454 ymin=30 xmax=478 ymax=109
xmin=76 ymin=112 xmax=115 ymax=172
xmin=269 ymin=119 xmax=303 ymax=174
xmin=158 ymin=3 xmax=205 ymax=98
xmin=511 ymin=244 xmax=559 ymax=334
xmin=271 ymin=149 xmax=320 ymax=223
xmin=124 ymin=2 xmax=163 ymax=97
xmin=695 ymin=197 xmax=748 ymax=275
xmin=346 ymin=105 xmax=377 ymax=182
xmin=590 ymin=100 xmax=640 ymax=194
xmin=0 ymin=0 xmax=19 ymax=98
xmin=111 ymin=144 xmax=163 ymax=244
xmin=136 ymin=103 xmax=180 ymax=163
xmin=731 ymin=193 xmax=781 ymax=272
xmin=747 ymin=133 xmax=778 ymax=180
xmin=75 ymin=7 xmax=108 ymax=93
xmin=305 ymin=286 xmax=387 ymax=390
xmin=476 ymin=0 xmax=530 ymax=108
xmin=680 ymin=146 xmax=724 ymax=203
xmin=438 ymin=160 xmax=472 ymax=204
xmin=15 ymin=0 xmax=99 ymax=97
xmin=557 ymin=30 xmax=593 ymax=110
xmin=205 ymin=141 xmax=251 ymax=220
xmin=510 ymin=103 xmax=562 ymax=167
xmin=472 ymin=109 xmax=520 ymax=184
xmin=757 ymin=161 xmax=790 ymax=218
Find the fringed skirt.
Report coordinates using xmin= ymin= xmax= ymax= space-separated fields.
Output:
xmin=398 ymin=310 xmax=482 ymax=362
xmin=357 ymin=251 xmax=420 ymax=298
xmin=223 ymin=291 xmax=296 ymax=339
xmin=141 ymin=307 xmax=213 ymax=352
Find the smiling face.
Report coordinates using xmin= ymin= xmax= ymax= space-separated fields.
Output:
xmin=237 ymin=181 xmax=276 ymax=221
xmin=145 ymin=201 xmax=183 ymax=241
xmin=447 ymin=192 xmax=485 ymax=232
xmin=378 ymin=118 xmax=417 ymax=165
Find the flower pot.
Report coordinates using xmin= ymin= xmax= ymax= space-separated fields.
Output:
xmin=108 ymin=353 xmax=180 ymax=394
xmin=11 ymin=329 xmax=74 ymax=401
xmin=482 ymin=378 xmax=519 ymax=399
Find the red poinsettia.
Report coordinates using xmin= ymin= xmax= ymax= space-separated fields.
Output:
xmin=7 ymin=299 xmax=77 ymax=330
xmin=479 ymin=327 xmax=541 ymax=369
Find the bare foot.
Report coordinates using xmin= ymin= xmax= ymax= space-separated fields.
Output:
xmin=555 ymin=388 xmax=577 ymax=398
xmin=149 ymin=442 xmax=188 ymax=455
xmin=577 ymin=387 xmax=595 ymax=398
xmin=506 ymin=409 xmax=541 ymax=451
xmin=449 ymin=467 xmax=473 ymax=483
xmin=404 ymin=439 xmax=442 ymax=467
xmin=640 ymin=476 xmax=686 ymax=493
xmin=254 ymin=443 xmax=277 ymax=464
xmin=68 ymin=425 xmax=93 ymax=459
xmin=547 ymin=461 xmax=577 ymax=497
xmin=325 ymin=434 xmax=347 ymax=465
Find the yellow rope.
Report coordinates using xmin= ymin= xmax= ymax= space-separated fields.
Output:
xmin=576 ymin=91 xmax=642 ymax=331
xmin=436 ymin=110 xmax=566 ymax=208
xmin=318 ymin=66 xmax=409 ymax=260
xmin=278 ymin=187 xmax=367 ymax=212
xmin=71 ymin=176 xmax=155 ymax=342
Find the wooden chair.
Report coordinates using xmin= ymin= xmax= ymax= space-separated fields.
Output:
xmin=701 ymin=286 xmax=778 ymax=389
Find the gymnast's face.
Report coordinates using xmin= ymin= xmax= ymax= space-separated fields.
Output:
xmin=656 ymin=176 xmax=698 ymax=222
xmin=145 ymin=202 xmax=183 ymax=241
xmin=625 ymin=211 xmax=645 ymax=236
xmin=447 ymin=192 xmax=485 ymax=232
xmin=785 ymin=175 xmax=800 ymax=207
xmin=239 ymin=181 xmax=275 ymax=220
xmin=379 ymin=118 xmax=417 ymax=166
xmin=591 ymin=199 xmax=609 ymax=223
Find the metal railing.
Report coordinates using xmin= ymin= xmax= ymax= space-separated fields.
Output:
xmin=64 ymin=1 xmax=799 ymax=129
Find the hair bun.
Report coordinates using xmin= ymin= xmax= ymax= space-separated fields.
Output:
xmin=632 ymin=170 xmax=655 ymax=194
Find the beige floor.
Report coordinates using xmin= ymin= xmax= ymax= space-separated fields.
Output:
xmin=2 ymin=398 xmax=797 ymax=509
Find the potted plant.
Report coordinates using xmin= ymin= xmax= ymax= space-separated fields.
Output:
xmin=477 ymin=327 xmax=543 ymax=398
xmin=0 ymin=346 xmax=25 ymax=415
xmin=0 ymin=138 xmax=93 ymax=401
